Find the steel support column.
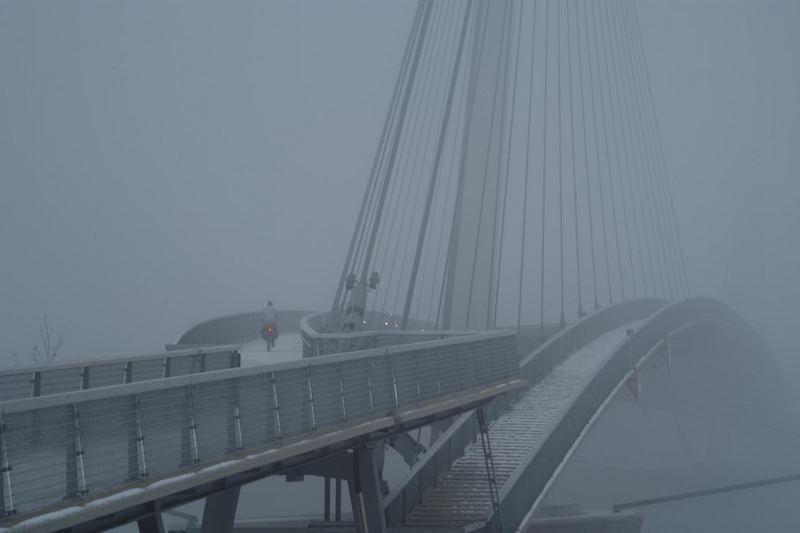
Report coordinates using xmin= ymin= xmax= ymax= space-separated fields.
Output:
xmin=200 ymin=486 xmax=240 ymax=533
xmin=137 ymin=512 xmax=166 ymax=533
xmin=351 ymin=445 xmax=386 ymax=533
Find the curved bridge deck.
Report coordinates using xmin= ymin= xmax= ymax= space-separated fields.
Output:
xmin=404 ymin=326 xmax=633 ymax=527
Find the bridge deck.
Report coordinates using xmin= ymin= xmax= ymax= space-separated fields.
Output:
xmin=238 ymin=333 xmax=303 ymax=366
xmin=404 ymin=325 xmax=634 ymax=528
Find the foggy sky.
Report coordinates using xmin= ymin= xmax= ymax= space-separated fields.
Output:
xmin=1 ymin=0 xmax=798 ymax=379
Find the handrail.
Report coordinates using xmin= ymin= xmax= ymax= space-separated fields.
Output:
xmin=0 ymin=329 xmax=520 ymax=521
xmin=0 ymin=345 xmax=241 ymax=402
xmin=300 ymin=311 xmax=475 ymax=357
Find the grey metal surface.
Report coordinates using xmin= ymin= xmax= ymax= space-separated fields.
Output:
xmin=0 ymin=346 xmax=241 ymax=402
xmin=0 ymin=329 xmax=519 ymax=524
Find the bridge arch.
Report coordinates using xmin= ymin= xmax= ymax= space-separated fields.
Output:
xmin=489 ymin=297 xmax=787 ymax=532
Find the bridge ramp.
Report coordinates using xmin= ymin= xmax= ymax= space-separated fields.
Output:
xmin=404 ymin=326 xmax=633 ymax=528
xmin=238 ymin=333 xmax=303 ymax=366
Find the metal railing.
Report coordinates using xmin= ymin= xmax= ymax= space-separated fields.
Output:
xmin=0 ymin=330 xmax=519 ymax=521
xmin=0 ymin=346 xmax=241 ymax=402
xmin=517 ymin=299 xmax=667 ymax=386
xmin=487 ymin=297 xmax=763 ymax=532
xmin=300 ymin=312 xmax=472 ymax=358
xmin=383 ymin=298 xmax=667 ymax=527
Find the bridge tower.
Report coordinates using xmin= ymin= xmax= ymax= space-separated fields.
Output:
xmin=440 ymin=0 xmax=513 ymax=330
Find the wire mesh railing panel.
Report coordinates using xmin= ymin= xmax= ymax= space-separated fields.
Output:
xmin=205 ymin=352 xmax=234 ymax=372
xmin=3 ymin=405 xmax=73 ymax=515
xmin=305 ymin=366 xmax=340 ymax=432
xmin=40 ymin=367 xmax=83 ymax=396
xmin=137 ymin=387 xmax=191 ymax=477
xmin=236 ymin=375 xmax=275 ymax=449
xmin=0 ymin=374 xmax=32 ymax=402
xmin=417 ymin=350 xmax=442 ymax=401
xmin=191 ymin=380 xmax=238 ymax=462
xmin=392 ymin=352 xmax=421 ymax=408
xmin=168 ymin=355 xmax=203 ymax=378
xmin=437 ymin=344 xmax=463 ymax=395
xmin=340 ymin=360 xmax=374 ymax=421
xmin=90 ymin=362 xmax=125 ymax=388
xmin=367 ymin=358 xmax=395 ymax=415
xmin=79 ymin=396 xmax=135 ymax=497
xmin=0 ymin=330 xmax=518 ymax=523
xmin=130 ymin=359 xmax=164 ymax=382
xmin=273 ymin=368 xmax=310 ymax=440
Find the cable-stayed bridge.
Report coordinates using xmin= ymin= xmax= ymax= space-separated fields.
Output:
xmin=1 ymin=1 xmax=795 ymax=532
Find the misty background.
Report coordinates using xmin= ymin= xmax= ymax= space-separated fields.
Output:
xmin=0 ymin=0 xmax=798 ymax=400
xmin=1 ymin=0 xmax=797 ymax=393
xmin=0 ymin=0 xmax=798 ymax=530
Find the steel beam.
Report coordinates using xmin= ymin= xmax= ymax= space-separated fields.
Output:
xmin=136 ymin=512 xmax=165 ymax=533
xmin=200 ymin=486 xmax=240 ymax=533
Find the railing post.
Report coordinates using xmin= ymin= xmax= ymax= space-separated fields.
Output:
xmin=306 ymin=364 xmax=317 ymax=431
xmin=30 ymin=371 xmax=41 ymax=398
xmin=271 ymin=372 xmax=282 ymax=440
xmin=414 ymin=354 xmax=422 ymax=402
xmin=230 ymin=350 xmax=241 ymax=368
xmin=70 ymin=403 xmax=88 ymax=497
xmin=127 ymin=394 xmax=148 ymax=480
xmin=162 ymin=357 xmax=171 ymax=379
xmin=123 ymin=361 xmax=133 ymax=384
xmin=181 ymin=386 xmax=200 ymax=466
xmin=0 ymin=413 xmax=15 ymax=517
xmin=338 ymin=366 xmax=347 ymax=422
xmin=387 ymin=349 xmax=399 ymax=409
xmin=233 ymin=405 xmax=244 ymax=452
xmin=227 ymin=380 xmax=244 ymax=453
xmin=80 ymin=366 xmax=90 ymax=390
xmin=367 ymin=362 xmax=375 ymax=416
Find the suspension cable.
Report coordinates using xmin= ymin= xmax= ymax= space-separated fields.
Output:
xmin=539 ymin=0 xmax=551 ymax=329
xmin=630 ymin=0 xmax=691 ymax=296
xmin=567 ymin=0 xmax=584 ymax=317
xmin=517 ymin=0 xmax=538 ymax=331
xmin=608 ymin=0 xmax=651 ymax=297
xmin=599 ymin=0 xmax=637 ymax=299
xmin=575 ymin=0 xmax=599 ymax=310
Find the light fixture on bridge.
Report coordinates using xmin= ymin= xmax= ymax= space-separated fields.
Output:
xmin=345 ymin=273 xmax=357 ymax=290
xmin=368 ymin=271 xmax=381 ymax=290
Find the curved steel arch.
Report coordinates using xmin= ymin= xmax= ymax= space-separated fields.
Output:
xmin=487 ymin=297 xmax=777 ymax=532
xmin=385 ymin=298 xmax=667 ymax=527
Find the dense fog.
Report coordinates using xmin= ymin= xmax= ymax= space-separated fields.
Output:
xmin=0 ymin=1 xmax=798 ymax=531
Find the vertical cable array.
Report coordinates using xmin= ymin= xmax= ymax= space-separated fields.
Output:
xmin=330 ymin=0 xmax=690 ymax=332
